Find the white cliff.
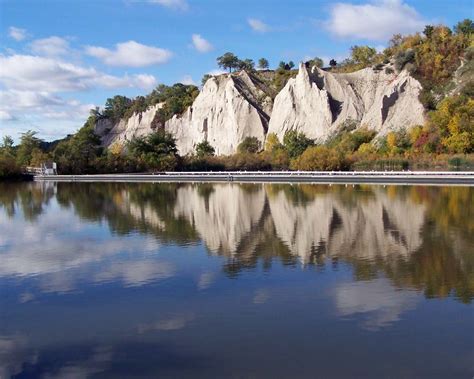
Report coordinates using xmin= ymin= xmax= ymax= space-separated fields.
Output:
xmin=96 ymin=63 xmax=426 ymax=154
xmin=95 ymin=103 xmax=164 ymax=147
xmin=267 ymin=63 xmax=425 ymax=142
xmin=165 ymin=71 xmax=270 ymax=155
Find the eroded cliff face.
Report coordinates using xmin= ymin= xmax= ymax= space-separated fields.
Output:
xmin=95 ymin=103 xmax=164 ymax=147
xmin=165 ymin=71 xmax=271 ymax=155
xmin=268 ymin=63 xmax=425 ymax=142
xmin=96 ymin=63 xmax=425 ymax=154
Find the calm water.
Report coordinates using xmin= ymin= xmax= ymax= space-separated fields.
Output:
xmin=0 ymin=181 xmax=473 ymax=378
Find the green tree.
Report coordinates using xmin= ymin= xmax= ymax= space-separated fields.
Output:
xmin=454 ymin=19 xmax=473 ymax=35
xmin=308 ymin=57 xmax=324 ymax=68
xmin=1 ymin=136 xmax=15 ymax=156
xmin=17 ymin=130 xmax=42 ymax=166
xmin=423 ymin=25 xmax=434 ymax=38
xmin=237 ymin=137 xmax=262 ymax=153
xmin=217 ymin=52 xmax=240 ymax=72
xmin=329 ymin=59 xmax=337 ymax=67
xmin=283 ymin=130 xmax=314 ymax=158
xmin=238 ymin=58 xmax=255 ymax=71
xmin=195 ymin=140 xmax=215 ymax=157
xmin=258 ymin=58 xmax=269 ymax=69
xmin=128 ymin=130 xmax=178 ymax=171
xmin=201 ymin=74 xmax=211 ymax=87
xmin=103 ymin=95 xmax=132 ymax=120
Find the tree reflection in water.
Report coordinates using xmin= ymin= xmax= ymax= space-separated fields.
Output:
xmin=0 ymin=181 xmax=472 ymax=303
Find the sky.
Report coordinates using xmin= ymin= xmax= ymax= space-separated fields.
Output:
xmin=0 ymin=0 xmax=472 ymax=142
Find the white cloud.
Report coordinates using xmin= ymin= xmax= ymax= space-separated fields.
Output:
xmin=191 ymin=34 xmax=213 ymax=53
xmin=335 ymin=278 xmax=419 ymax=330
xmin=148 ymin=0 xmax=189 ymax=10
xmin=85 ymin=40 xmax=172 ymax=67
xmin=326 ymin=0 xmax=425 ymax=41
xmin=248 ymin=18 xmax=270 ymax=33
xmin=0 ymin=54 xmax=157 ymax=126
xmin=8 ymin=26 xmax=27 ymax=41
xmin=0 ymin=54 xmax=157 ymax=93
xmin=179 ymin=75 xmax=195 ymax=85
xmin=29 ymin=36 xmax=71 ymax=57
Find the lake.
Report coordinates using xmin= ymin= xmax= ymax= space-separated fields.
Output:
xmin=0 ymin=181 xmax=473 ymax=378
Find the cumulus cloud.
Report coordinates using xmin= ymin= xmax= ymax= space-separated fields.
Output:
xmin=326 ymin=0 xmax=425 ymax=41
xmin=148 ymin=0 xmax=189 ymax=10
xmin=29 ymin=36 xmax=71 ymax=57
xmin=0 ymin=55 xmax=157 ymax=92
xmin=248 ymin=18 xmax=270 ymax=33
xmin=0 ymin=54 xmax=157 ymax=126
xmin=8 ymin=26 xmax=27 ymax=41
xmin=191 ymin=34 xmax=213 ymax=53
xmin=85 ymin=40 xmax=172 ymax=67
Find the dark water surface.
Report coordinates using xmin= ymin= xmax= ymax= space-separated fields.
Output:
xmin=0 ymin=182 xmax=473 ymax=378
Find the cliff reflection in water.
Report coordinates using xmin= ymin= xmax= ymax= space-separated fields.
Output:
xmin=0 ymin=181 xmax=473 ymax=302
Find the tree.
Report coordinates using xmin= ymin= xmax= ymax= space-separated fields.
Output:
xmin=17 ymin=130 xmax=42 ymax=166
xmin=238 ymin=58 xmax=255 ymax=71
xmin=288 ymin=61 xmax=295 ymax=69
xmin=258 ymin=58 xmax=269 ymax=69
xmin=1 ymin=136 xmax=14 ymax=156
xmin=329 ymin=59 xmax=337 ymax=67
xmin=283 ymin=130 xmax=314 ymax=158
xmin=454 ymin=19 xmax=473 ymax=35
xmin=195 ymin=140 xmax=215 ymax=157
xmin=265 ymin=133 xmax=281 ymax=151
xmin=237 ymin=137 xmax=261 ymax=153
xmin=350 ymin=45 xmax=377 ymax=66
xmin=103 ymin=95 xmax=132 ymax=120
xmin=423 ymin=25 xmax=434 ymax=38
xmin=308 ymin=57 xmax=324 ymax=68
xmin=217 ymin=52 xmax=240 ymax=73
xmin=128 ymin=130 xmax=178 ymax=171
xmin=201 ymin=74 xmax=211 ymax=87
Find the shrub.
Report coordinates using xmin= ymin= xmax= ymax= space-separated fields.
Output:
xmin=237 ymin=137 xmax=262 ymax=154
xmin=283 ymin=130 xmax=314 ymax=158
xmin=290 ymin=146 xmax=348 ymax=171
xmin=195 ymin=140 xmax=215 ymax=157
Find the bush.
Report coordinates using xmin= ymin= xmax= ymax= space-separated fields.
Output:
xmin=237 ymin=137 xmax=262 ymax=154
xmin=0 ymin=155 xmax=22 ymax=179
xmin=394 ymin=48 xmax=415 ymax=71
xmin=290 ymin=146 xmax=348 ymax=171
xmin=128 ymin=130 xmax=179 ymax=171
xmin=283 ymin=130 xmax=314 ymax=158
xmin=195 ymin=140 xmax=215 ymax=157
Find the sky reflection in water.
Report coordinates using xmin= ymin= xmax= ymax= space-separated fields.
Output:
xmin=0 ymin=182 xmax=473 ymax=378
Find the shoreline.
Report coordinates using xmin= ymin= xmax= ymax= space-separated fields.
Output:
xmin=33 ymin=171 xmax=474 ymax=186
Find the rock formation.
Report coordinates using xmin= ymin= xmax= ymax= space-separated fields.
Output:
xmin=95 ymin=63 xmax=426 ymax=155
xmin=267 ymin=63 xmax=425 ymax=142
xmin=165 ymin=71 xmax=272 ymax=155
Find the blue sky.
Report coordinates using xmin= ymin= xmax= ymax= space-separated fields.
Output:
xmin=0 ymin=0 xmax=472 ymax=141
